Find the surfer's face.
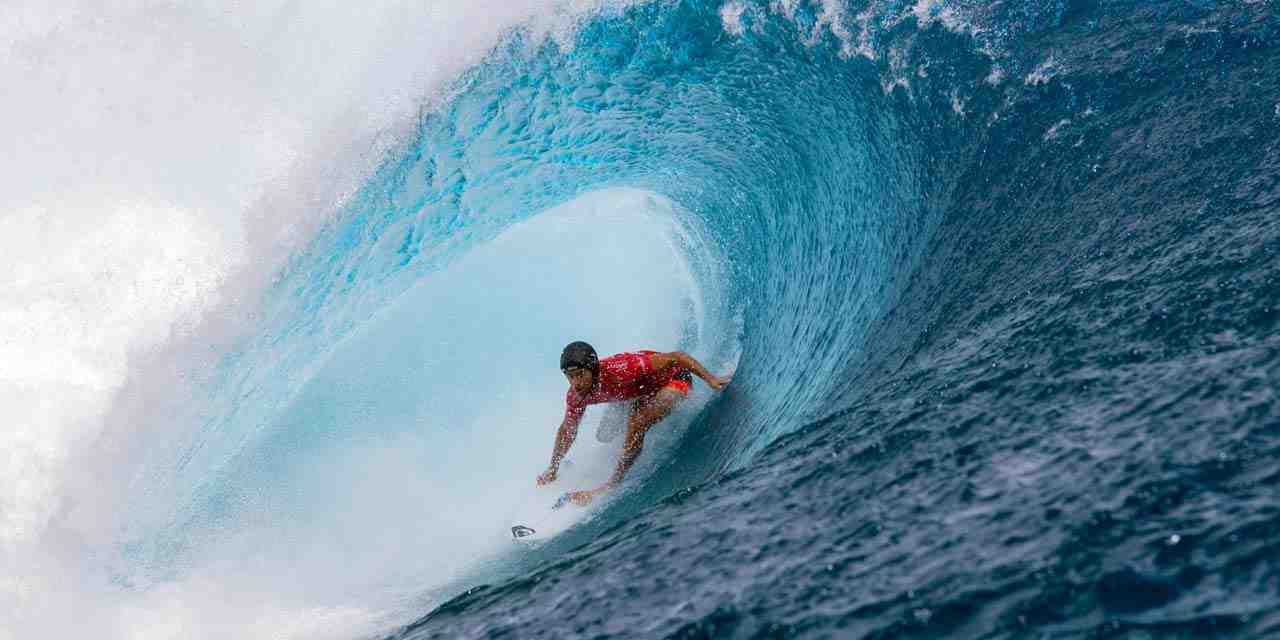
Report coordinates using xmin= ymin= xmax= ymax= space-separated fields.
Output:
xmin=564 ymin=367 xmax=594 ymax=395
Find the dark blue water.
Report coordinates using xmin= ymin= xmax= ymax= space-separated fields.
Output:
xmin=139 ymin=0 xmax=1280 ymax=637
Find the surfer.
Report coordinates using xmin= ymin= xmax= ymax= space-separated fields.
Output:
xmin=537 ymin=341 xmax=731 ymax=506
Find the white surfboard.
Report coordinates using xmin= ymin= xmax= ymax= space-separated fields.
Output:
xmin=509 ymin=488 xmax=579 ymax=542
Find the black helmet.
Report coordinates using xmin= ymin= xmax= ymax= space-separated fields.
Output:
xmin=560 ymin=341 xmax=599 ymax=373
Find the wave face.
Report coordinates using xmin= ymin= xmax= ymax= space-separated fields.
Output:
xmin=88 ymin=0 xmax=1280 ymax=638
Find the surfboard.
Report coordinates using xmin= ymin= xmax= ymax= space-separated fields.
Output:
xmin=509 ymin=490 xmax=578 ymax=541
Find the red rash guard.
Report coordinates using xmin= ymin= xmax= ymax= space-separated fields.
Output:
xmin=564 ymin=350 xmax=692 ymax=422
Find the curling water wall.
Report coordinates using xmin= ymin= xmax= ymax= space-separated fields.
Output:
xmin=6 ymin=1 xmax=1280 ymax=639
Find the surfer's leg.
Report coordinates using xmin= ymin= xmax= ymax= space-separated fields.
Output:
xmin=606 ymin=389 xmax=683 ymax=487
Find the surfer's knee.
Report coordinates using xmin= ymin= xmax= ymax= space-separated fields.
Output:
xmin=648 ymin=389 xmax=682 ymax=420
xmin=658 ymin=387 xmax=684 ymax=406
xmin=627 ymin=409 xmax=658 ymax=434
xmin=632 ymin=394 xmax=674 ymax=428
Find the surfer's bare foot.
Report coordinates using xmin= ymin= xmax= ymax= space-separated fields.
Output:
xmin=537 ymin=468 xmax=557 ymax=486
xmin=568 ymin=490 xmax=597 ymax=506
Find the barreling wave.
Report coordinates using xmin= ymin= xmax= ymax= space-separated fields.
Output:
xmin=97 ymin=0 xmax=1280 ymax=638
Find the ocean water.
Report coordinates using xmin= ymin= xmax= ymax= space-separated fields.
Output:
xmin=4 ymin=1 xmax=1279 ymax=639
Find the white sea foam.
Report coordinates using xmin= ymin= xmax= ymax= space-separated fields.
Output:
xmin=1043 ymin=118 xmax=1072 ymax=141
xmin=720 ymin=1 xmax=748 ymax=36
xmin=1026 ymin=53 xmax=1061 ymax=86
xmin=911 ymin=0 xmax=974 ymax=34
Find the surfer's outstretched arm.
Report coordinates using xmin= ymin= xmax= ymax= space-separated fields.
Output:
xmin=538 ymin=413 xmax=580 ymax=485
xmin=649 ymin=351 xmax=732 ymax=390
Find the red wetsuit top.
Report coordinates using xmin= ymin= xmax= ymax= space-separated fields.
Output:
xmin=564 ymin=350 xmax=692 ymax=422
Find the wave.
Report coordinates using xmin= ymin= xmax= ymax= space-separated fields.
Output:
xmin=10 ymin=0 xmax=1279 ymax=638
xmin=94 ymin=1 xmax=951 ymax=631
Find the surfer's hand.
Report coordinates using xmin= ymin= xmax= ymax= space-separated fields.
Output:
xmin=537 ymin=468 xmax=557 ymax=486
xmin=709 ymin=375 xmax=732 ymax=391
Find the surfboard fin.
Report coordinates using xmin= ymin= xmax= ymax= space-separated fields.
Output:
xmin=511 ymin=525 xmax=536 ymax=539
